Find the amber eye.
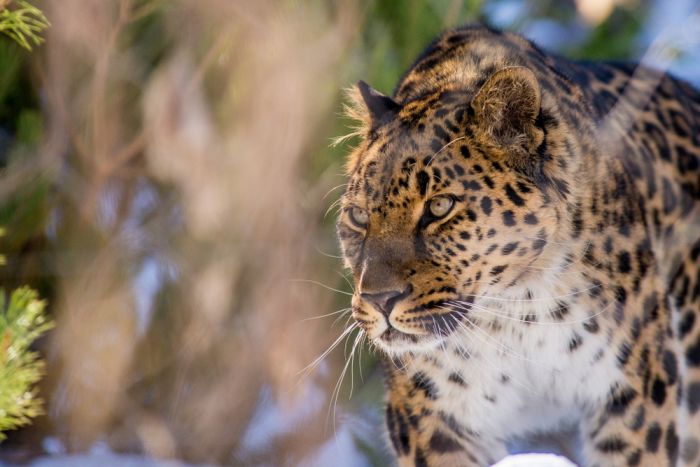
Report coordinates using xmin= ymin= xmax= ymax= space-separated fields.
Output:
xmin=428 ymin=197 xmax=453 ymax=218
xmin=351 ymin=207 xmax=369 ymax=226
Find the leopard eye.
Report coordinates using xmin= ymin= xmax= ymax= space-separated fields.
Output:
xmin=428 ymin=196 xmax=453 ymax=218
xmin=351 ymin=207 xmax=369 ymax=226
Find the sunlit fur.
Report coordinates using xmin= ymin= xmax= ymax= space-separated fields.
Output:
xmin=335 ymin=25 xmax=700 ymax=467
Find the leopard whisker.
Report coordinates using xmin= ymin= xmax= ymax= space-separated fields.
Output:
xmin=445 ymin=305 xmax=564 ymax=375
xmin=332 ymin=311 xmax=352 ymax=329
xmin=448 ymin=306 xmax=549 ymax=365
xmin=286 ymin=279 xmax=353 ymax=296
xmin=358 ymin=332 xmax=369 ymax=383
xmin=451 ymin=296 xmax=618 ymax=327
xmin=437 ymin=321 xmax=475 ymax=386
xmin=348 ymin=328 xmax=364 ymax=399
xmin=448 ymin=297 xmax=573 ymax=319
xmin=431 ymin=173 xmax=465 ymax=199
xmin=343 ymin=317 xmax=358 ymax=354
xmin=430 ymin=313 xmax=440 ymax=336
xmin=323 ymin=183 xmax=348 ymax=201
xmin=457 ymin=280 xmax=613 ymax=303
xmin=453 ymin=320 xmax=541 ymax=396
xmin=295 ymin=307 xmax=351 ymax=325
xmin=324 ymin=198 xmax=343 ymax=220
xmin=446 ymin=332 xmax=483 ymax=380
xmin=426 ymin=136 xmax=466 ymax=167
xmin=315 ymin=246 xmax=344 ymax=259
xmin=459 ymin=320 xmax=545 ymax=395
xmin=336 ymin=270 xmax=355 ymax=292
xmin=454 ymin=319 xmax=520 ymax=365
xmin=327 ymin=325 xmax=363 ymax=434
xmin=391 ymin=353 xmax=411 ymax=373
xmin=450 ymin=298 xmax=557 ymax=319
xmin=299 ymin=321 xmax=358 ymax=382
xmin=327 ymin=357 xmax=350 ymax=435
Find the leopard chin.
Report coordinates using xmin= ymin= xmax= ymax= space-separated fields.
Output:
xmin=375 ymin=326 xmax=449 ymax=355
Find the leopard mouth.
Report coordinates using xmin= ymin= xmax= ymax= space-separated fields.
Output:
xmin=379 ymin=326 xmax=421 ymax=344
xmin=377 ymin=300 xmax=468 ymax=344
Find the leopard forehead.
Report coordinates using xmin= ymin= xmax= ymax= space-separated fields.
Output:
xmin=341 ymin=108 xmax=552 ymax=229
xmin=348 ymin=145 xmax=524 ymax=218
xmin=340 ymin=116 xmax=557 ymax=247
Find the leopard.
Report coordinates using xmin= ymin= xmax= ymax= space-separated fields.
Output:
xmin=335 ymin=24 xmax=700 ymax=467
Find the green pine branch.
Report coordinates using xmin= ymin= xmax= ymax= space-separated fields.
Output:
xmin=0 ymin=0 xmax=50 ymax=51
xmin=0 ymin=286 xmax=54 ymax=440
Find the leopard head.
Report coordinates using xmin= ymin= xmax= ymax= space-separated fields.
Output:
xmin=337 ymin=66 xmax=578 ymax=355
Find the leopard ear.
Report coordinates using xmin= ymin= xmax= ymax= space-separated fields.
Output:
xmin=471 ymin=67 xmax=543 ymax=153
xmin=357 ymin=80 xmax=402 ymax=125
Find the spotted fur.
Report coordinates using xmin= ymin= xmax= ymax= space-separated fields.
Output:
xmin=337 ymin=25 xmax=700 ymax=467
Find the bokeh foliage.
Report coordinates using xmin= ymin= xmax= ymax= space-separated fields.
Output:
xmin=0 ymin=0 xmax=49 ymax=51
xmin=0 ymin=0 xmax=52 ymax=444
xmin=0 ymin=286 xmax=53 ymax=440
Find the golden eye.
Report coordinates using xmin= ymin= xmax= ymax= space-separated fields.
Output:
xmin=351 ymin=207 xmax=369 ymax=226
xmin=429 ymin=197 xmax=453 ymax=218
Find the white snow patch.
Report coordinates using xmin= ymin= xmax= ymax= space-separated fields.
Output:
xmin=493 ymin=453 xmax=579 ymax=467
xmin=2 ymin=453 xmax=215 ymax=467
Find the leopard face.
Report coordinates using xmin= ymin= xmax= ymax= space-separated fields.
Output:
xmin=338 ymin=69 xmax=575 ymax=355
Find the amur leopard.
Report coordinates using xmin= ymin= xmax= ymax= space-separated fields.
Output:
xmin=336 ymin=25 xmax=700 ymax=467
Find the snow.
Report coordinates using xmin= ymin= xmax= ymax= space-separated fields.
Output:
xmin=1 ymin=453 xmax=215 ymax=467
xmin=493 ymin=453 xmax=579 ymax=467
xmin=0 ymin=452 xmax=578 ymax=467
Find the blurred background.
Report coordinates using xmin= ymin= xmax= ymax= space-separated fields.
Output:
xmin=0 ymin=0 xmax=698 ymax=466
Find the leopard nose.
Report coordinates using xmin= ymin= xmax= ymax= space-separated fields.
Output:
xmin=360 ymin=287 xmax=411 ymax=317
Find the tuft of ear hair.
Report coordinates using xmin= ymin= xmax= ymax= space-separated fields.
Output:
xmin=332 ymin=80 xmax=402 ymax=149
xmin=331 ymin=84 xmax=371 ymax=148
xmin=334 ymin=80 xmax=402 ymax=174
xmin=471 ymin=66 xmax=544 ymax=158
